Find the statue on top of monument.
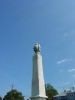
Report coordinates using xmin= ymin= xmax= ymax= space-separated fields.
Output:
xmin=33 ymin=43 xmax=41 ymax=53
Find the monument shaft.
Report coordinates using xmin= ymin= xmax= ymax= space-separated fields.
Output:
xmin=30 ymin=44 xmax=47 ymax=100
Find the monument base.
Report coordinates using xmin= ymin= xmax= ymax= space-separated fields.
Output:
xmin=30 ymin=95 xmax=47 ymax=100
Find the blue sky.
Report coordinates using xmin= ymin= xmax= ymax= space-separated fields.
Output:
xmin=0 ymin=0 xmax=75 ymax=98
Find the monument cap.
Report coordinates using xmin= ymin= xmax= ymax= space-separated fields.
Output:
xmin=33 ymin=43 xmax=41 ymax=53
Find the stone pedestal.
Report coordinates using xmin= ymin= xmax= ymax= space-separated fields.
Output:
xmin=31 ymin=96 xmax=47 ymax=100
xmin=30 ymin=44 xmax=47 ymax=100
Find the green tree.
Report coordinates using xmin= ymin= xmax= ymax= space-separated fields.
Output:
xmin=0 ymin=97 xmax=2 ymax=100
xmin=45 ymin=83 xmax=58 ymax=100
xmin=3 ymin=89 xmax=24 ymax=100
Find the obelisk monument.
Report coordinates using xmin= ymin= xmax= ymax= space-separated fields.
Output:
xmin=30 ymin=43 xmax=47 ymax=100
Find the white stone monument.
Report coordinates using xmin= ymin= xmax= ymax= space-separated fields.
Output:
xmin=30 ymin=43 xmax=47 ymax=100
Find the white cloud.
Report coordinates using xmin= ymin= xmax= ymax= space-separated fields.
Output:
xmin=63 ymin=82 xmax=75 ymax=87
xmin=63 ymin=82 xmax=71 ymax=86
xmin=68 ymin=69 xmax=75 ymax=72
xmin=64 ymin=33 xmax=68 ymax=37
xmin=64 ymin=30 xmax=75 ymax=37
xmin=59 ymin=69 xmax=64 ymax=72
xmin=57 ymin=59 xmax=72 ymax=64
xmin=73 ymin=75 xmax=75 ymax=78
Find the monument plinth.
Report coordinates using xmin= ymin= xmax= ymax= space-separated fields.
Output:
xmin=30 ymin=43 xmax=47 ymax=100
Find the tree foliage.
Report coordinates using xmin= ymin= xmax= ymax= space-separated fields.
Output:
xmin=45 ymin=83 xmax=58 ymax=100
xmin=0 ymin=97 xmax=2 ymax=100
xmin=3 ymin=89 xmax=24 ymax=100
